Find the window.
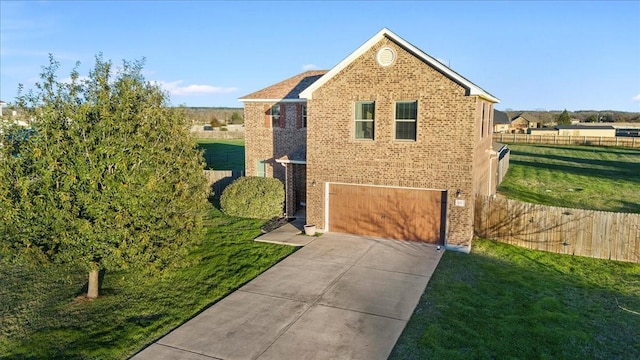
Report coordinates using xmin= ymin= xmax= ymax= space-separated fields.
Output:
xmin=355 ymin=101 xmax=375 ymax=139
xmin=481 ymin=102 xmax=486 ymax=138
xmin=271 ymin=105 xmax=281 ymax=128
xmin=302 ymin=104 xmax=307 ymax=128
xmin=256 ymin=160 xmax=266 ymax=177
xmin=395 ymin=101 xmax=417 ymax=140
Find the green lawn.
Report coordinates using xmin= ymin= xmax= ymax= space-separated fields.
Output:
xmin=197 ymin=139 xmax=245 ymax=170
xmin=390 ymin=239 xmax=640 ymax=359
xmin=498 ymin=144 xmax=640 ymax=213
xmin=0 ymin=205 xmax=295 ymax=359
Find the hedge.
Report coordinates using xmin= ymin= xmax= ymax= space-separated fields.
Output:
xmin=220 ymin=176 xmax=284 ymax=219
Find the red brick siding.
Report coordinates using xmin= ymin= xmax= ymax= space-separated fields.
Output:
xmin=244 ymin=102 xmax=307 ymax=183
xmin=306 ymin=37 xmax=492 ymax=247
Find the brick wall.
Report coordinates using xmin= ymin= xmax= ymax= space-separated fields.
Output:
xmin=244 ymin=102 xmax=307 ymax=183
xmin=306 ymin=36 xmax=494 ymax=247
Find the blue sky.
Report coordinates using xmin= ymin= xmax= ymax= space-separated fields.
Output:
xmin=1 ymin=1 xmax=639 ymax=111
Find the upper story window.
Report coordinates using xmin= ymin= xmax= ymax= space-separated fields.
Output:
xmin=395 ymin=101 xmax=417 ymax=141
xmin=481 ymin=102 xmax=486 ymax=138
xmin=271 ymin=105 xmax=281 ymax=128
xmin=302 ymin=104 xmax=307 ymax=128
xmin=355 ymin=101 xmax=375 ymax=140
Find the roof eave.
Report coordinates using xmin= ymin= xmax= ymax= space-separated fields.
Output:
xmin=238 ymin=98 xmax=307 ymax=103
xmin=274 ymin=159 xmax=307 ymax=165
xmin=300 ymin=28 xmax=499 ymax=103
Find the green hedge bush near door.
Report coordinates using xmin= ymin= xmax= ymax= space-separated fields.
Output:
xmin=220 ymin=177 xmax=284 ymax=219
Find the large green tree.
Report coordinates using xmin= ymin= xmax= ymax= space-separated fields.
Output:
xmin=0 ymin=55 xmax=209 ymax=298
xmin=556 ymin=109 xmax=572 ymax=125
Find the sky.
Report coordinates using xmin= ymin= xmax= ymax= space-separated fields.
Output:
xmin=1 ymin=1 xmax=639 ymax=112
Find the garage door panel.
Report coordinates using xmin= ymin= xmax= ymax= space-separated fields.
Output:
xmin=328 ymin=184 xmax=445 ymax=243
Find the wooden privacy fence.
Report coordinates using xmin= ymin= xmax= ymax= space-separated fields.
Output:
xmin=474 ymin=195 xmax=640 ymax=263
xmin=193 ymin=131 xmax=244 ymax=140
xmin=494 ymin=133 xmax=639 ymax=148
xmin=203 ymin=170 xmax=244 ymax=198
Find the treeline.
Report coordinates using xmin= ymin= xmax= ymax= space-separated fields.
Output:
xmin=182 ymin=107 xmax=244 ymax=126
xmin=502 ymin=110 xmax=640 ymax=124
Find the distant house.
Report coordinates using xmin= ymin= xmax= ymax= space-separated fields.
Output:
xmin=556 ymin=125 xmax=616 ymax=137
xmin=510 ymin=113 xmax=539 ymax=132
xmin=0 ymin=100 xmax=5 ymax=118
xmin=528 ymin=128 xmax=560 ymax=136
xmin=527 ymin=125 xmax=616 ymax=137
xmin=240 ymin=28 xmax=504 ymax=251
xmin=493 ymin=109 xmax=510 ymax=133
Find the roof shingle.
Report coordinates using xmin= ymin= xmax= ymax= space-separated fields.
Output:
xmin=239 ymin=70 xmax=328 ymax=101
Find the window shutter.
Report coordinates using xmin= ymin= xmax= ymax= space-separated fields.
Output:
xmin=264 ymin=104 xmax=271 ymax=128
xmin=279 ymin=103 xmax=286 ymax=128
xmin=296 ymin=104 xmax=302 ymax=129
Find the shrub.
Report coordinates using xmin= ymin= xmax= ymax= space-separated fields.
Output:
xmin=220 ymin=126 xmax=228 ymax=131
xmin=220 ymin=177 xmax=284 ymax=219
xmin=209 ymin=116 xmax=222 ymax=128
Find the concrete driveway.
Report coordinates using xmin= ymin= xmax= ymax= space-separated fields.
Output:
xmin=132 ymin=233 xmax=443 ymax=360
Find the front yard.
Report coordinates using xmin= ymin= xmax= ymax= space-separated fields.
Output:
xmin=391 ymin=239 xmax=640 ymax=359
xmin=0 ymin=206 xmax=294 ymax=359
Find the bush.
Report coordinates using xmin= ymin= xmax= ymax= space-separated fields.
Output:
xmin=209 ymin=116 xmax=222 ymax=128
xmin=220 ymin=177 xmax=284 ymax=219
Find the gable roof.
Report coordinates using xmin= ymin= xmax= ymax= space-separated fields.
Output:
xmin=299 ymin=28 xmax=499 ymax=103
xmin=493 ymin=109 xmax=510 ymax=124
xmin=511 ymin=112 xmax=539 ymax=123
xmin=239 ymin=70 xmax=328 ymax=102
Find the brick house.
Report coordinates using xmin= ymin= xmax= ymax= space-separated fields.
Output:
xmin=493 ymin=109 xmax=511 ymax=133
xmin=240 ymin=28 xmax=501 ymax=252
xmin=510 ymin=112 xmax=539 ymax=133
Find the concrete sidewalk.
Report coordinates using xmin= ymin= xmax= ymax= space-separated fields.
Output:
xmin=253 ymin=216 xmax=315 ymax=247
xmin=132 ymin=233 xmax=444 ymax=360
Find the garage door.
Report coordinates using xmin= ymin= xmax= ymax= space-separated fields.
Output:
xmin=328 ymin=184 xmax=446 ymax=243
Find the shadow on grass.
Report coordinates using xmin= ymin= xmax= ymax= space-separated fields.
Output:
xmin=389 ymin=239 xmax=640 ymax=360
xmin=509 ymin=158 xmax=639 ymax=184
xmin=1 ymin=207 xmax=295 ymax=360
xmin=522 ymin=144 xmax=640 ymax=156
xmin=510 ymin=146 xmax=640 ymax=180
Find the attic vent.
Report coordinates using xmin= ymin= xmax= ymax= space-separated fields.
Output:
xmin=377 ymin=47 xmax=396 ymax=67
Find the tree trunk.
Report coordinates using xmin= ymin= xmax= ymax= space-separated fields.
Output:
xmin=87 ymin=269 xmax=99 ymax=298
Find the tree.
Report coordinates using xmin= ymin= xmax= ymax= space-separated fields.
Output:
xmin=230 ymin=111 xmax=243 ymax=124
xmin=209 ymin=115 xmax=221 ymax=128
xmin=556 ymin=109 xmax=571 ymax=125
xmin=0 ymin=55 xmax=209 ymax=298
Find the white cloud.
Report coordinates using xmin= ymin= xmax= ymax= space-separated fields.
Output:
xmin=302 ymin=63 xmax=318 ymax=71
xmin=632 ymin=94 xmax=640 ymax=102
xmin=155 ymin=80 xmax=238 ymax=96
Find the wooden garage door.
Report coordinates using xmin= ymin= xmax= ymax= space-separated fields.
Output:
xmin=328 ymin=184 xmax=445 ymax=243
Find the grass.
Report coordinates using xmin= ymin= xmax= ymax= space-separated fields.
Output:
xmin=0 ymin=205 xmax=295 ymax=359
xmin=498 ymin=144 xmax=640 ymax=213
xmin=390 ymin=239 xmax=640 ymax=360
xmin=197 ymin=139 xmax=245 ymax=170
